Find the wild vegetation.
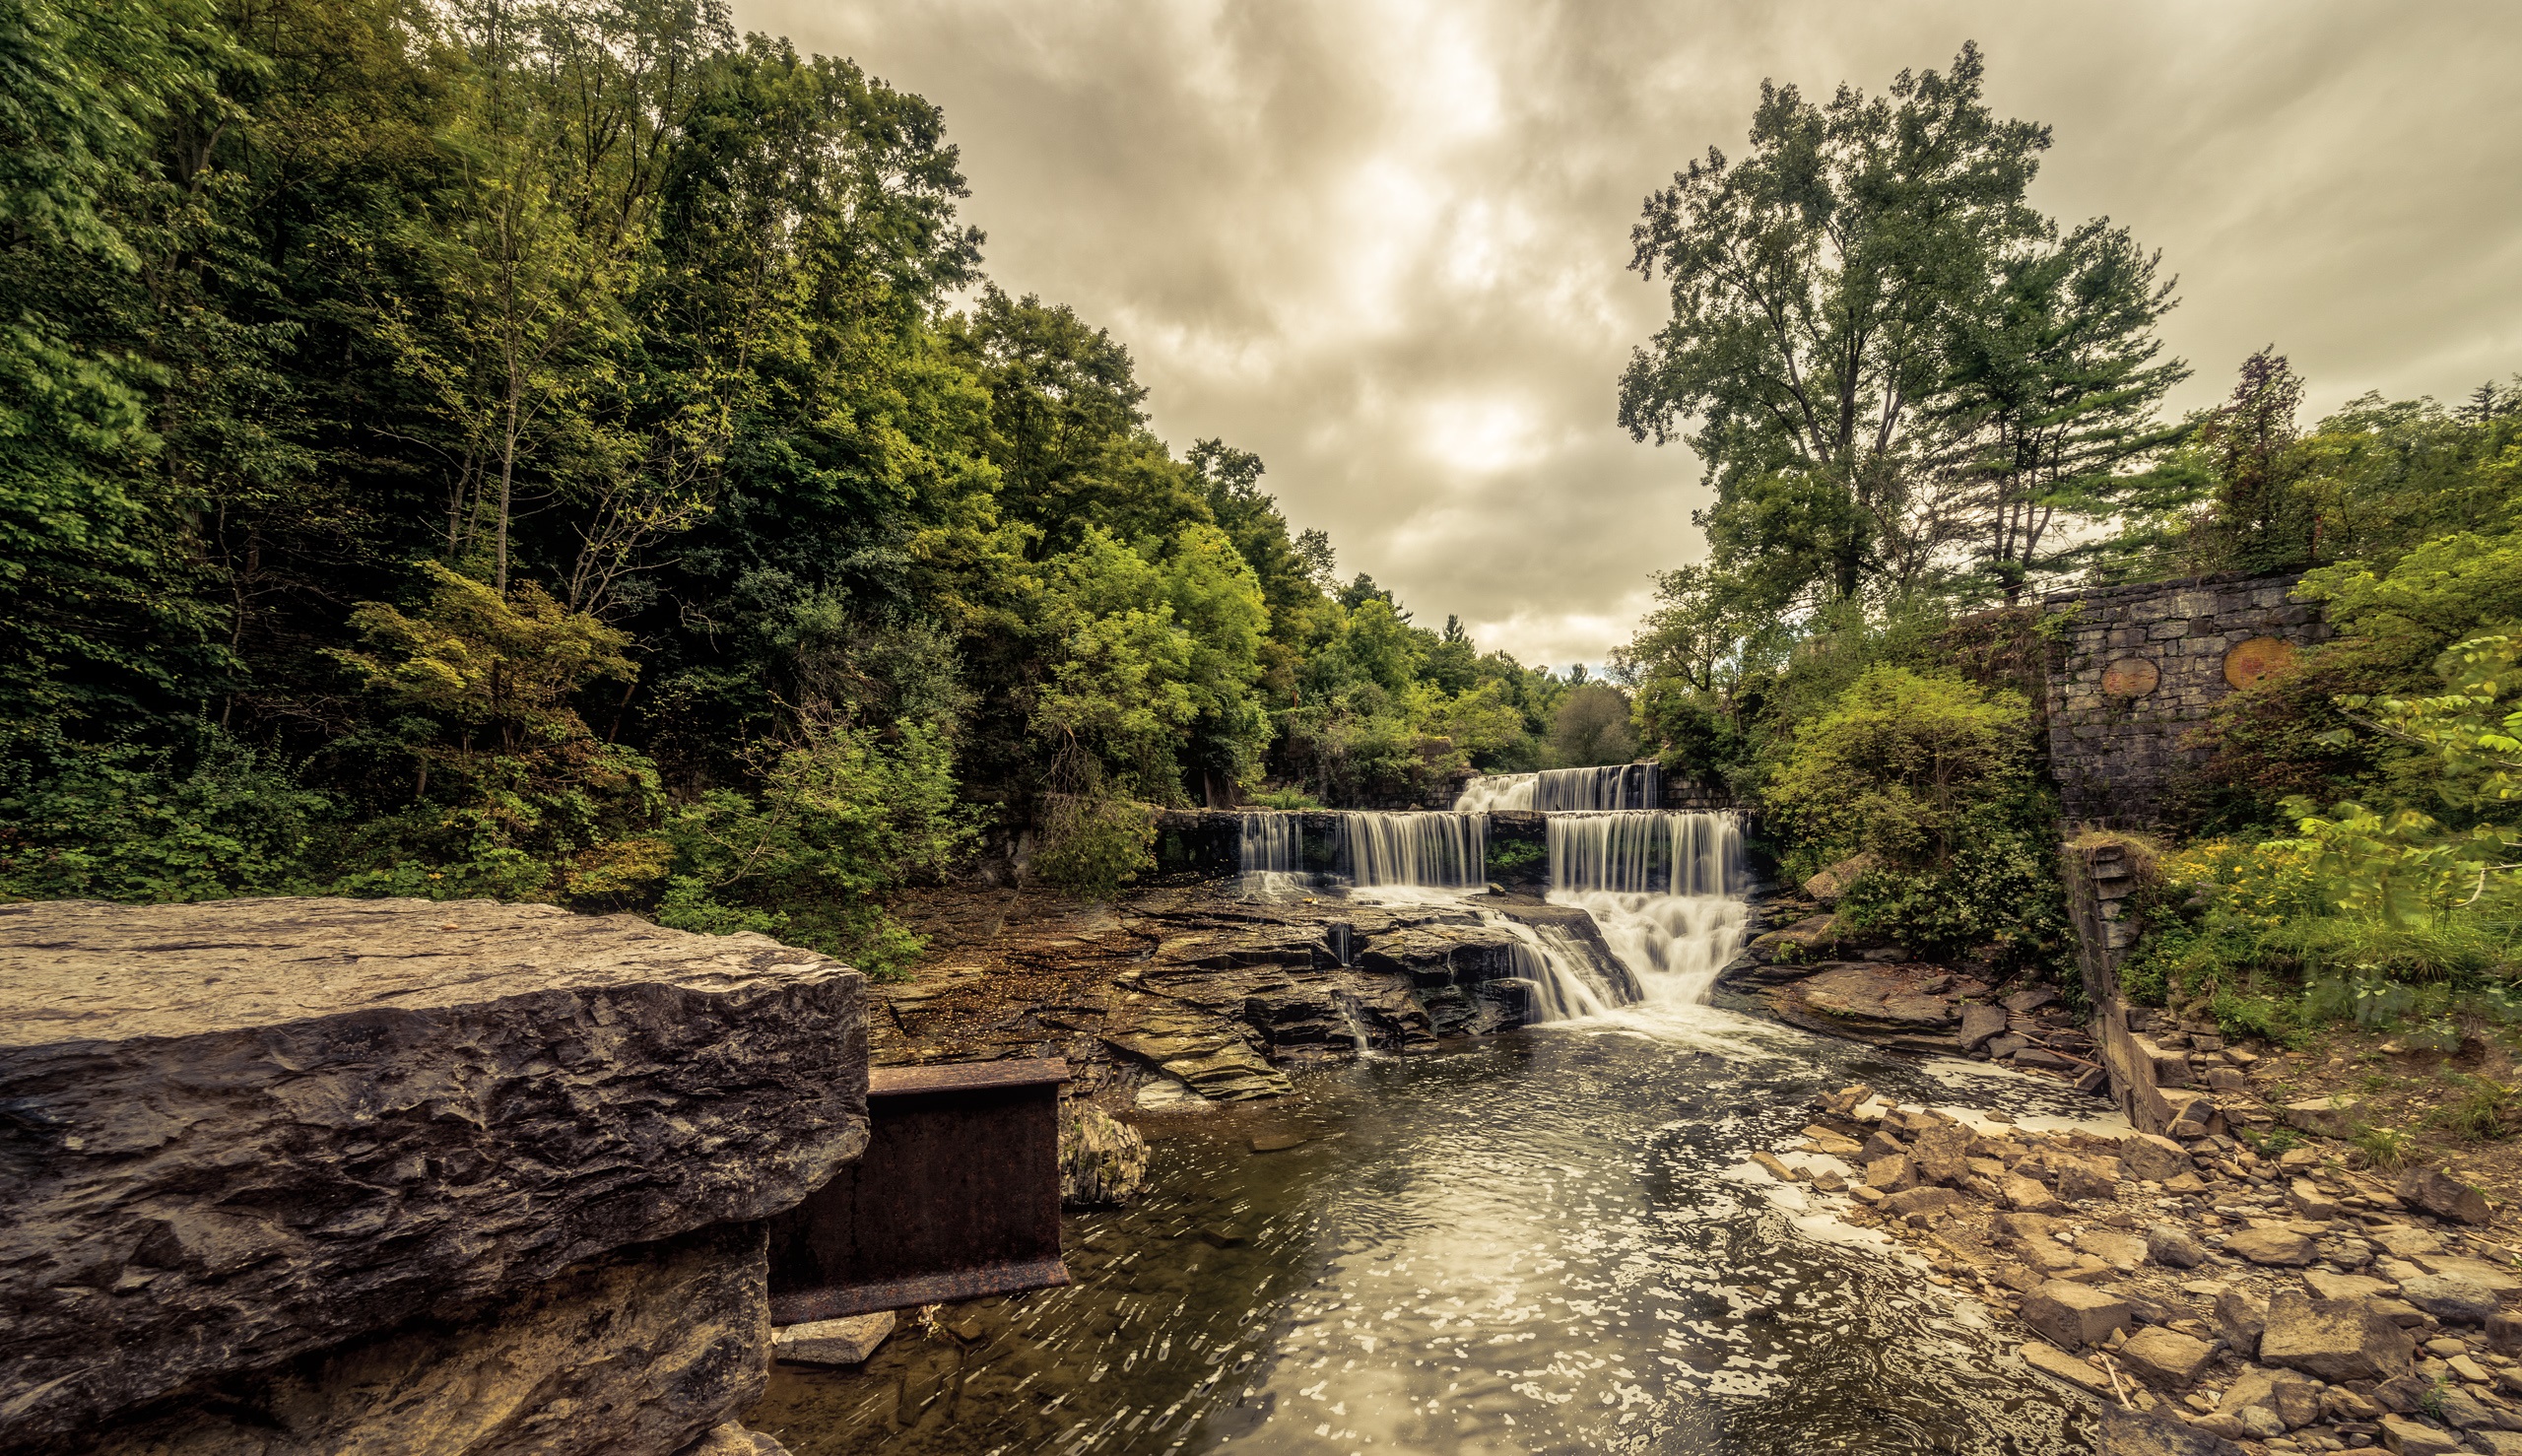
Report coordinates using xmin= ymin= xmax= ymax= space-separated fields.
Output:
xmin=0 ymin=0 xmax=1632 ymax=970
xmin=1614 ymin=46 xmax=2522 ymax=1047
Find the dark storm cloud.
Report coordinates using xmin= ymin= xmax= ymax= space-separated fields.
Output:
xmin=735 ymin=0 xmax=2522 ymax=668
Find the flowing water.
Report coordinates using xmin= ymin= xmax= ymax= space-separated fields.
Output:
xmin=751 ymin=805 xmax=2103 ymax=1453
xmin=750 ymin=987 xmax=2101 ymax=1455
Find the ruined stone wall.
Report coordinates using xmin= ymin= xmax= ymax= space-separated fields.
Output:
xmin=2042 ymin=570 xmax=2331 ymax=826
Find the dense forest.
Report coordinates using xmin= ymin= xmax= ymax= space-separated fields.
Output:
xmin=0 ymin=0 xmax=1645 ymax=969
xmin=7 ymin=4 xmax=2520 ymax=1045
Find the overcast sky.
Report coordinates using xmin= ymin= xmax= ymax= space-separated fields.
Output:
xmin=733 ymin=0 xmax=2522 ymax=671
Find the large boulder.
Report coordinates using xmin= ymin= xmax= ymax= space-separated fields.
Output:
xmin=82 ymin=1222 xmax=780 ymax=1456
xmin=2399 ymin=1166 xmax=2494 ymax=1225
xmin=2022 ymin=1281 xmax=2132 ymax=1350
xmin=0 ymin=897 xmax=868 ymax=1451
xmin=2257 ymin=1291 xmax=2417 ymax=1383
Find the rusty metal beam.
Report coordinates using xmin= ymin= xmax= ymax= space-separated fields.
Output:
xmin=766 ymin=1058 xmax=1070 ymax=1322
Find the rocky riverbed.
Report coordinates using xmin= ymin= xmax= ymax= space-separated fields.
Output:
xmin=876 ymin=882 xmax=1634 ymax=1101
xmin=1751 ymin=1077 xmax=2521 ymax=1455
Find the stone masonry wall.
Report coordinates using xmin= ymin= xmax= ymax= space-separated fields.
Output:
xmin=2042 ymin=570 xmax=2331 ymax=826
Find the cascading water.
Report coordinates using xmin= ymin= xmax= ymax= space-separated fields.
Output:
xmin=1546 ymin=809 xmax=1743 ymax=894
xmin=1532 ymin=807 xmax=1749 ymax=1022
xmin=1235 ymin=810 xmax=1308 ymax=898
xmin=1338 ymin=811 xmax=1486 ymax=890
xmin=1450 ymin=772 xmax=1536 ymax=812
xmin=1453 ymin=763 xmax=1661 ymax=813
xmin=1483 ymin=914 xmax=1635 ymax=1020
xmin=1233 ymin=791 xmax=1751 ymax=1027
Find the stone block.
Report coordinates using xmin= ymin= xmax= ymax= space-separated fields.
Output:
xmin=2258 ymin=1291 xmax=2416 ymax=1383
xmin=2116 ymin=1326 xmax=2216 ymax=1389
xmin=2119 ymin=1133 xmax=2192 ymax=1182
xmin=2398 ymin=1165 xmax=2493 ymax=1225
xmin=0 ymin=897 xmax=868 ymax=1448
xmin=2399 ymin=1274 xmax=2498 ymax=1326
xmin=2022 ymin=1280 xmax=2133 ymax=1349
xmin=2146 ymin=1223 xmax=2206 ymax=1268
xmin=1864 ymin=1154 xmax=1918 ymax=1193
xmin=2223 ymin=1225 xmax=2316 ymax=1266
xmin=2003 ymin=1174 xmax=2064 ymax=1214
xmin=2215 ymin=1290 xmax=2269 ymax=1358
xmin=773 ymin=1310 xmax=896 ymax=1366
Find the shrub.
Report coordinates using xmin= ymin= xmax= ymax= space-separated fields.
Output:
xmin=662 ymin=719 xmax=979 ymax=975
xmin=1762 ymin=666 xmax=2032 ymax=870
xmin=0 ymin=731 xmax=332 ymax=901
xmin=1029 ymin=790 xmax=1157 ymax=897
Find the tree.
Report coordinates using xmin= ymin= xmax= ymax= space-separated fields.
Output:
xmin=1933 ymin=219 xmax=2187 ymax=600
xmin=2194 ymin=348 xmax=2311 ymax=572
xmin=1621 ymin=42 xmax=2050 ymax=607
xmin=1550 ymin=684 xmax=1637 ymax=766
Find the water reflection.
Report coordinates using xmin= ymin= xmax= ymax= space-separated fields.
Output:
xmin=747 ymin=1023 xmax=2102 ymax=1455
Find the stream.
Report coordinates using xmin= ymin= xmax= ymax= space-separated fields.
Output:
xmin=749 ymin=834 xmax=2112 ymax=1454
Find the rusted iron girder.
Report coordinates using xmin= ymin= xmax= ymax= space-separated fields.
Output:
xmin=767 ymin=1058 xmax=1070 ymax=1322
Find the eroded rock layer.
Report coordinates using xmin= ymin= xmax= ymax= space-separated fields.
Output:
xmin=0 ymin=897 xmax=868 ymax=1450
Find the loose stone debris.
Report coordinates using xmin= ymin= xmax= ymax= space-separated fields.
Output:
xmin=1755 ymin=1079 xmax=2522 ymax=1455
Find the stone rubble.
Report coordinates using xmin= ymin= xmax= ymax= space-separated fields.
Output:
xmin=1760 ymin=1076 xmax=2520 ymax=1456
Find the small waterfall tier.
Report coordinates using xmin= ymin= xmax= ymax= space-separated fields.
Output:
xmin=1548 ymin=810 xmax=1743 ymax=894
xmin=1452 ymin=762 xmax=1661 ymax=813
xmin=1341 ymin=811 xmax=1487 ymax=889
xmin=1236 ymin=811 xmax=1308 ymax=896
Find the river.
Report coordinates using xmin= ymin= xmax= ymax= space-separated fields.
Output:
xmin=749 ymin=882 xmax=2107 ymax=1455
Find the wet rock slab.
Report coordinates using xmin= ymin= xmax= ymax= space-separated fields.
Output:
xmin=0 ymin=897 xmax=868 ymax=1450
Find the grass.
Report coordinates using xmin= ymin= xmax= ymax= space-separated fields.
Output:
xmin=2427 ymin=1074 xmax=2519 ymax=1142
xmin=2354 ymin=1122 xmax=2417 ymax=1172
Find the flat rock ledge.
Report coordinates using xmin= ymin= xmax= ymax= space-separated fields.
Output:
xmin=0 ymin=897 xmax=870 ymax=1454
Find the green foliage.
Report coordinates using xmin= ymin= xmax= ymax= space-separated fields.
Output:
xmin=660 ymin=719 xmax=976 ymax=976
xmin=1764 ymin=667 xmax=2033 ymax=868
xmin=1029 ymin=791 xmax=1156 ymax=898
xmin=1549 ymin=684 xmax=1637 ymax=767
xmin=1246 ymin=786 xmax=1320 ymax=810
xmin=2209 ymin=988 xmax=2303 ymax=1048
xmin=2428 ymin=1074 xmax=2518 ymax=1143
xmin=0 ymin=730 xmax=329 ymax=901
xmin=1486 ymin=837 xmax=1547 ymax=874
xmin=2354 ymin=1122 xmax=2416 ymax=1172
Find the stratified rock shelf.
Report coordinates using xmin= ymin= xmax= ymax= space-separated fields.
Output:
xmin=0 ymin=897 xmax=869 ymax=1453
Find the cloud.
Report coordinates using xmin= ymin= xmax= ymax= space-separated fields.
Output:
xmin=736 ymin=0 xmax=2522 ymax=667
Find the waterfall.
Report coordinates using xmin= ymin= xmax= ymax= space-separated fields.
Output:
xmin=1548 ymin=811 xmax=1743 ymax=894
xmin=1236 ymin=811 xmax=1307 ymax=897
xmin=1475 ymin=913 xmax=1614 ymax=1020
xmin=1454 ymin=763 xmax=1661 ymax=813
xmin=1556 ymin=891 xmax=1752 ymax=1005
xmin=1452 ymin=772 xmax=1536 ymax=812
xmin=1340 ymin=812 xmax=1487 ymax=889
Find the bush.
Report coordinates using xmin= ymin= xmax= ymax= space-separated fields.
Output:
xmin=663 ymin=719 xmax=979 ymax=976
xmin=0 ymin=731 xmax=332 ymax=901
xmin=1762 ymin=666 xmax=2033 ymax=870
xmin=1029 ymin=791 xmax=1157 ymax=897
xmin=1832 ymin=802 xmax=2070 ymax=968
